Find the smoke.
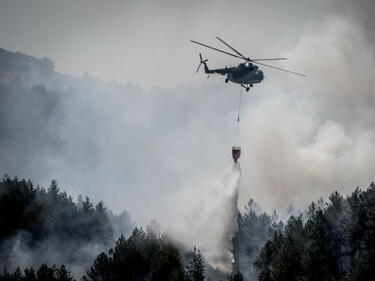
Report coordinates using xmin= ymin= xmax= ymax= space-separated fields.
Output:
xmin=2 ymin=232 xmax=105 ymax=277
xmin=0 ymin=47 xmax=242 ymax=225
xmin=166 ymin=163 xmax=241 ymax=273
xmin=237 ymin=15 xmax=375 ymax=214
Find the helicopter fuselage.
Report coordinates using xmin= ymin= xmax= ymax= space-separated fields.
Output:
xmin=205 ymin=62 xmax=264 ymax=87
xmin=227 ymin=64 xmax=264 ymax=85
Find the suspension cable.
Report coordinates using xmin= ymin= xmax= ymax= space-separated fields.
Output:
xmin=237 ymin=87 xmax=242 ymax=122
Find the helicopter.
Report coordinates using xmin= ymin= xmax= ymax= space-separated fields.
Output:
xmin=191 ymin=37 xmax=306 ymax=91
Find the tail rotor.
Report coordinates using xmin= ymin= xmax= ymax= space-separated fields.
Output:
xmin=196 ymin=53 xmax=208 ymax=73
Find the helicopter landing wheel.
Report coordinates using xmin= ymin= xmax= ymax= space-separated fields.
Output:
xmin=225 ymin=78 xmax=228 ymax=83
xmin=246 ymin=87 xmax=250 ymax=92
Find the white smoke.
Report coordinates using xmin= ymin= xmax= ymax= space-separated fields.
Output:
xmin=238 ymin=16 xmax=375 ymax=214
xmin=2 ymin=231 xmax=104 ymax=277
xmin=166 ymin=163 xmax=241 ymax=273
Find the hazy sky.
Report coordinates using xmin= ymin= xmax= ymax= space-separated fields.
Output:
xmin=0 ymin=0 xmax=344 ymax=89
xmin=1 ymin=0 xmax=375 ymax=245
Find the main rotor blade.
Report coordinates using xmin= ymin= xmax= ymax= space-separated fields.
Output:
xmin=192 ymin=39 xmax=305 ymax=76
xmin=191 ymin=40 xmax=245 ymax=60
xmin=216 ymin=36 xmax=247 ymax=59
xmin=252 ymin=61 xmax=306 ymax=77
xmin=251 ymin=58 xmax=287 ymax=61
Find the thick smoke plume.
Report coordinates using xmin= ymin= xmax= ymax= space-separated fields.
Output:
xmin=238 ymin=15 xmax=375 ymax=213
xmin=166 ymin=163 xmax=241 ymax=273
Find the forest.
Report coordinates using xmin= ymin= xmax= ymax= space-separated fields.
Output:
xmin=1 ymin=176 xmax=375 ymax=281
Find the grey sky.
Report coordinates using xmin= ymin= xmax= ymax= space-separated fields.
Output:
xmin=0 ymin=0 xmax=341 ymax=89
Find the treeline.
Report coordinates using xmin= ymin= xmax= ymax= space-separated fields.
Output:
xmin=0 ymin=176 xmax=133 ymax=274
xmin=0 ymin=264 xmax=74 ymax=281
xmin=253 ymin=183 xmax=375 ymax=281
xmin=0 ymin=176 xmax=113 ymax=246
xmin=0 ymin=176 xmax=205 ymax=281
xmin=0 ymin=229 xmax=206 ymax=281
xmin=2 ymin=175 xmax=375 ymax=280
xmin=83 ymin=227 xmax=205 ymax=281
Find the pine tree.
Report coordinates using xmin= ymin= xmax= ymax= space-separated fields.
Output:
xmin=146 ymin=243 xmax=184 ymax=281
xmin=185 ymin=247 xmax=205 ymax=281
xmin=24 ymin=267 xmax=37 ymax=281
xmin=55 ymin=265 xmax=74 ymax=281
xmin=36 ymin=264 xmax=56 ymax=281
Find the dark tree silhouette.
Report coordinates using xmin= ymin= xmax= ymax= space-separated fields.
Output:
xmin=184 ymin=246 xmax=205 ymax=281
xmin=0 ymin=264 xmax=74 ymax=281
xmin=254 ymin=182 xmax=375 ymax=281
xmin=0 ymin=176 xmax=121 ymax=272
xmin=83 ymin=227 xmax=185 ymax=281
